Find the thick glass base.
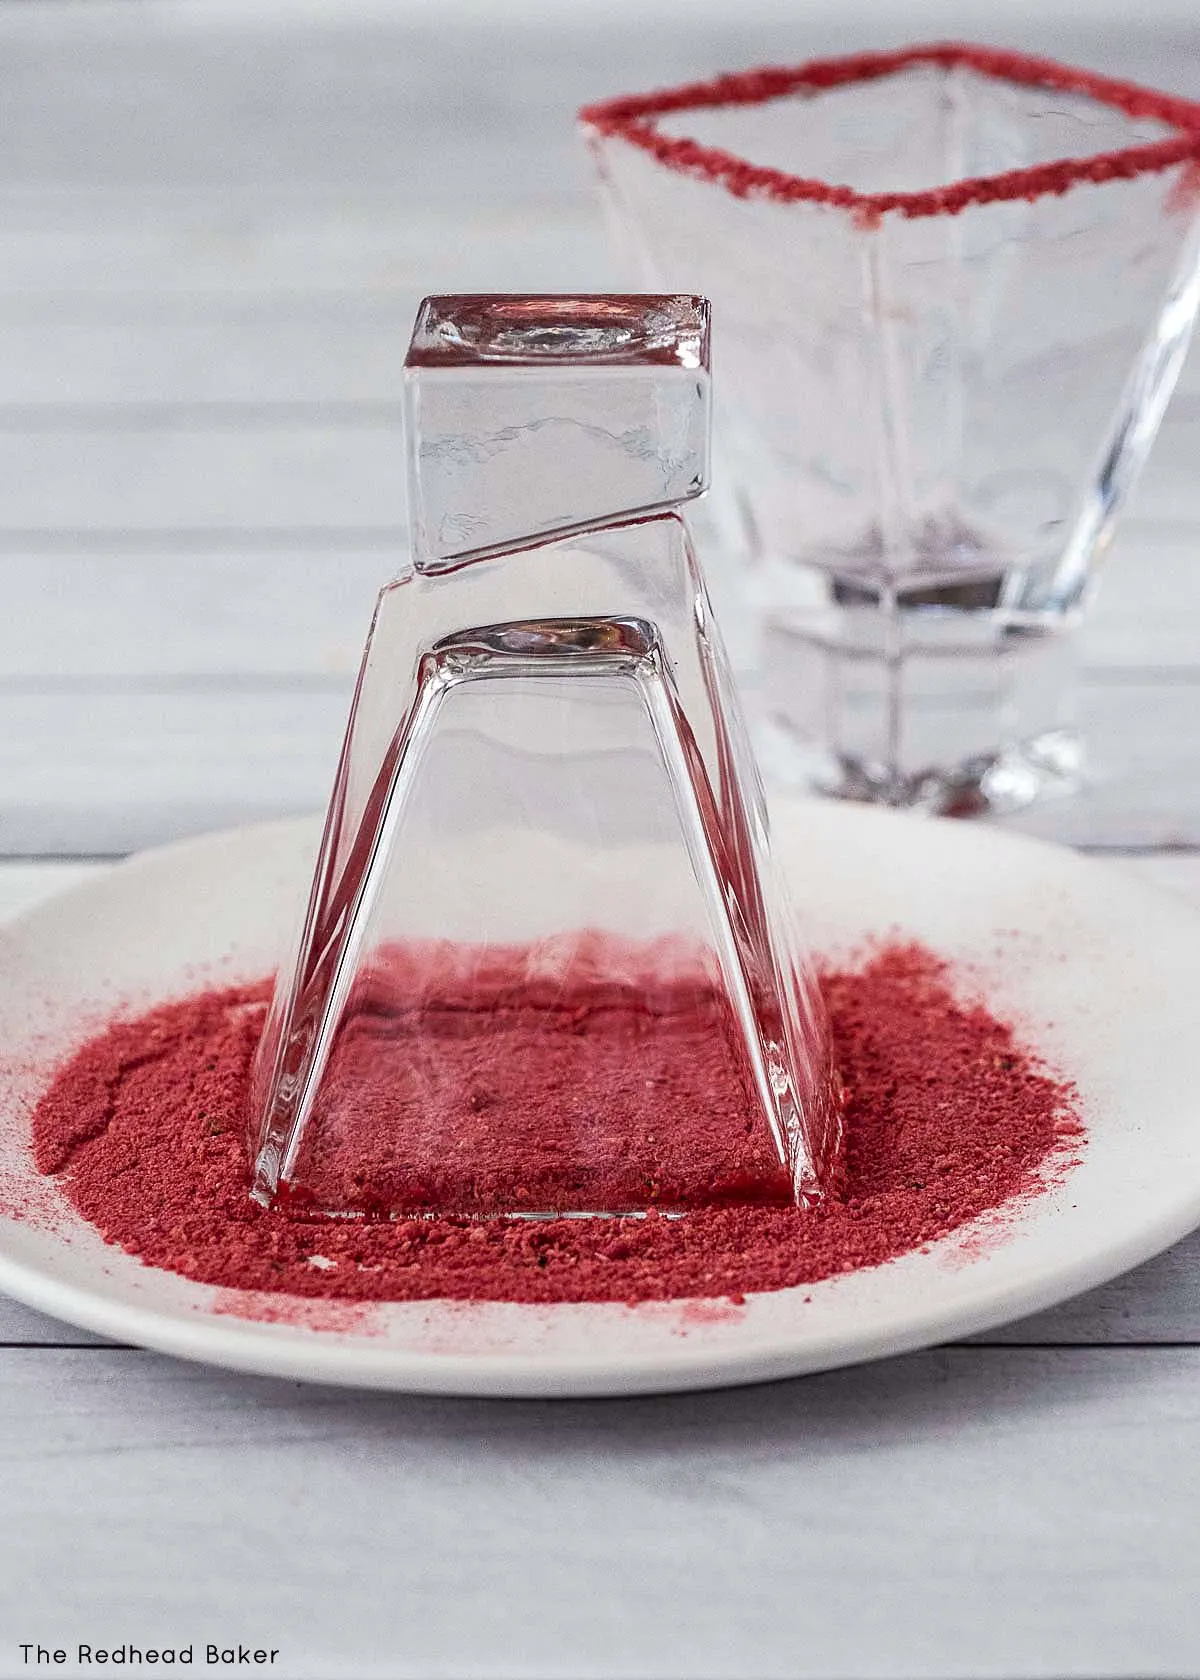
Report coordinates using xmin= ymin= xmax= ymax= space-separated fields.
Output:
xmin=756 ymin=584 xmax=1083 ymax=817
xmin=760 ymin=717 xmax=1083 ymax=817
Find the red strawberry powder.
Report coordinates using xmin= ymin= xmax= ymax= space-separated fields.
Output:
xmin=29 ymin=941 xmax=1081 ymax=1306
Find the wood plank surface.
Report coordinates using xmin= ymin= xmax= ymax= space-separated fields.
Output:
xmin=0 ymin=427 xmax=404 ymax=536
xmin=2 ymin=1345 xmax=1200 ymax=1678
xmin=0 ymin=551 xmax=384 ymax=679
xmin=4 ymin=671 xmax=1200 ymax=854
xmin=0 ymin=518 xmax=1194 ymax=681
xmin=0 ymin=411 xmax=1195 ymax=539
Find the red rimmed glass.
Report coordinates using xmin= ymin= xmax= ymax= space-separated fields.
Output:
xmin=581 ymin=45 xmax=1200 ymax=814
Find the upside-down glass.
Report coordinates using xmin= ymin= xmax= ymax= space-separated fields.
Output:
xmin=582 ymin=45 xmax=1200 ymax=813
xmin=248 ymin=294 xmax=840 ymax=1218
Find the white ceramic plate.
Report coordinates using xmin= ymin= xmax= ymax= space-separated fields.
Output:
xmin=1 ymin=802 xmax=1198 ymax=1396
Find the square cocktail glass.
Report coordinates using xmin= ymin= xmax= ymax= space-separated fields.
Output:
xmin=582 ymin=45 xmax=1200 ymax=813
xmin=248 ymin=295 xmax=840 ymax=1219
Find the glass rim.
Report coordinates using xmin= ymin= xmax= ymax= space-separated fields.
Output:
xmin=405 ymin=293 xmax=710 ymax=369
xmin=578 ymin=41 xmax=1200 ymax=224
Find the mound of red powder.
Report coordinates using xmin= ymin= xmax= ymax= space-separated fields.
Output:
xmin=283 ymin=932 xmax=803 ymax=1217
xmin=29 ymin=942 xmax=1082 ymax=1304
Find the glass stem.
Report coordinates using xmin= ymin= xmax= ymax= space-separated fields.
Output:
xmin=865 ymin=232 xmax=915 ymax=788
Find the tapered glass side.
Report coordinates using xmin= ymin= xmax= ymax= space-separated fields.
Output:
xmin=249 ymin=515 xmax=839 ymax=1216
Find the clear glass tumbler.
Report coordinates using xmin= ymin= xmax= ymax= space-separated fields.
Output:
xmin=582 ymin=44 xmax=1200 ymax=813
xmin=249 ymin=294 xmax=839 ymax=1219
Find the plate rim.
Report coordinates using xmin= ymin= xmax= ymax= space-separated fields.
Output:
xmin=2 ymin=803 xmax=1198 ymax=1397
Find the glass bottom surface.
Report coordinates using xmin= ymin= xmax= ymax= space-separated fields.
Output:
xmin=755 ymin=559 xmax=1083 ymax=816
xmin=760 ymin=719 xmax=1084 ymax=817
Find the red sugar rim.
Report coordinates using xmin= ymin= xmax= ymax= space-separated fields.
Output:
xmin=579 ymin=41 xmax=1200 ymax=222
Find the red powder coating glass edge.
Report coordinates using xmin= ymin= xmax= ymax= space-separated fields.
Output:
xmin=579 ymin=41 xmax=1200 ymax=222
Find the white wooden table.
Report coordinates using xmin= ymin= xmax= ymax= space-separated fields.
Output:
xmin=4 ymin=5 xmax=1200 ymax=1675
